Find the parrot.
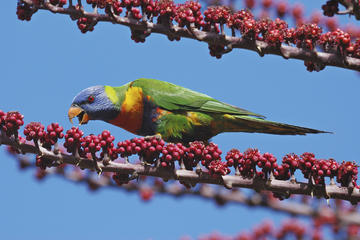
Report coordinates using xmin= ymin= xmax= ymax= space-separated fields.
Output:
xmin=68 ymin=78 xmax=329 ymax=144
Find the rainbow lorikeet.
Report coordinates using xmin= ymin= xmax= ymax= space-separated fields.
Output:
xmin=68 ymin=78 xmax=328 ymax=143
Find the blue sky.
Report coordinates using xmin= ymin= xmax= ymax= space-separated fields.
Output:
xmin=1 ymin=1 xmax=360 ymax=239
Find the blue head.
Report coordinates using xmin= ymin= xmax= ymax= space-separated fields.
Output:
xmin=68 ymin=86 xmax=119 ymax=124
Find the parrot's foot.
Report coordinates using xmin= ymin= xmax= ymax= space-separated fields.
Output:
xmin=144 ymin=134 xmax=162 ymax=141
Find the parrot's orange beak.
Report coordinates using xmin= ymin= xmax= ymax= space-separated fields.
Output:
xmin=68 ymin=105 xmax=89 ymax=125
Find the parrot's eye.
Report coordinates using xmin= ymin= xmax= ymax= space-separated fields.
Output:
xmin=88 ymin=95 xmax=95 ymax=103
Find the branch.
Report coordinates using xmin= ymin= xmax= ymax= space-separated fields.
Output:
xmin=1 ymin=131 xmax=360 ymax=204
xmin=1 ymin=110 xmax=359 ymax=205
xmin=11 ymin=154 xmax=360 ymax=226
xmin=16 ymin=0 xmax=360 ymax=72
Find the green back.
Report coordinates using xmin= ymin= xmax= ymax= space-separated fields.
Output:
xmin=131 ymin=78 xmax=264 ymax=118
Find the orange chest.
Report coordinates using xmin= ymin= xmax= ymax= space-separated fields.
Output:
xmin=108 ymin=87 xmax=144 ymax=134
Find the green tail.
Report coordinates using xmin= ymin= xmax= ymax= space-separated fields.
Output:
xmin=222 ymin=115 xmax=330 ymax=135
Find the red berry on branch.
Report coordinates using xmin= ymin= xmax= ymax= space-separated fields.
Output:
xmin=262 ymin=0 xmax=272 ymax=9
xmin=282 ymin=153 xmax=299 ymax=174
xmin=2 ymin=111 xmax=24 ymax=137
xmin=245 ymin=0 xmax=255 ymax=9
xmin=16 ymin=1 xmax=34 ymax=21
xmin=208 ymin=160 xmax=230 ymax=177
xmin=112 ymin=172 xmax=131 ymax=185
xmin=276 ymin=1 xmax=287 ymax=18
xmin=292 ymin=4 xmax=303 ymax=21
xmin=183 ymin=141 xmax=205 ymax=169
xmin=156 ymin=0 xmax=176 ymax=24
xmin=299 ymin=152 xmax=317 ymax=180
xmin=257 ymin=152 xmax=277 ymax=178
xmin=201 ymin=143 xmax=222 ymax=168
xmin=294 ymin=23 xmax=322 ymax=50
xmin=337 ymin=161 xmax=358 ymax=187
xmin=35 ymin=155 xmax=52 ymax=170
xmin=140 ymin=187 xmax=154 ymax=201
xmin=41 ymin=123 xmax=64 ymax=149
xmin=81 ymin=134 xmax=101 ymax=154
xmin=274 ymin=164 xmax=290 ymax=180
xmin=239 ymin=148 xmax=261 ymax=178
xmin=0 ymin=110 xmax=6 ymax=127
xmin=321 ymin=0 xmax=339 ymax=17
xmin=204 ymin=6 xmax=230 ymax=25
xmin=304 ymin=60 xmax=325 ymax=72
xmin=23 ymin=122 xmax=45 ymax=142
xmin=63 ymin=126 xmax=84 ymax=155
xmin=160 ymin=143 xmax=187 ymax=168
xmin=77 ymin=17 xmax=96 ymax=33
xmin=225 ymin=148 xmax=243 ymax=168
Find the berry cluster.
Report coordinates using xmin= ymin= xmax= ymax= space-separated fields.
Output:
xmin=0 ymin=110 xmax=6 ymax=129
xmin=237 ymin=148 xmax=261 ymax=178
xmin=16 ymin=1 xmax=34 ymax=21
xmin=156 ymin=0 xmax=176 ymax=23
xmin=112 ymin=172 xmax=131 ymax=185
xmin=35 ymin=155 xmax=53 ymax=170
xmin=337 ymin=161 xmax=358 ymax=187
xmin=183 ymin=141 xmax=205 ymax=169
xmin=276 ymin=220 xmax=306 ymax=239
xmin=42 ymin=123 xmax=64 ymax=149
xmin=257 ymin=152 xmax=277 ymax=179
xmin=23 ymin=122 xmax=45 ymax=142
xmin=298 ymin=152 xmax=317 ymax=179
xmin=160 ymin=143 xmax=186 ymax=168
xmin=77 ymin=17 xmax=97 ymax=33
xmin=174 ymin=1 xmax=204 ymax=28
xmin=310 ymin=158 xmax=339 ymax=184
xmin=208 ymin=160 xmax=230 ymax=177
xmin=204 ymin=6 xmax=230 ymax=26
xmin=304 ymin=61 xmax=326 ymax=72
xmin=227 ymin=9 xmax=254 ymax=34
xmin=63 ymin=126 xmax=84 ymax=155
xmin=81 ymin=134 xmax=102 ymax=155
xmin=98 ymin=130 xmax=118 ymax=160
xmin=319 ymin=29 xmax=351 ymax=54
xmin=322 ymin=0 xmax=339 ymax=17
xmin=201 ymin=143 xmax=222 ymax=167
xmin=2 ymin=112 xmax=24 ymax=137
xmin=117 ymin=137 xmax=164 ymax=163
xmin=225 ymin=148 xmax=243 ymax=174
xmin=294 ymin=23 xmax=322 ymax=50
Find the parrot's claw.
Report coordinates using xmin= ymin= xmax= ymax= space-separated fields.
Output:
xmin=144 ymin=134 xmax=162 ymax=141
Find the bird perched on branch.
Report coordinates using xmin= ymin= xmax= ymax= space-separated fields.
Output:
xmin=68 ymin=78 xmax=329 ymax=143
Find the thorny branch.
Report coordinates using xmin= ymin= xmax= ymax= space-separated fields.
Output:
xmin=16 ymin=0 xmax=360 ymax=72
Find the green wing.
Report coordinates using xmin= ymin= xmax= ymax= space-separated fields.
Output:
xmin=131 ymin=78 xmax=265 ymax=118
